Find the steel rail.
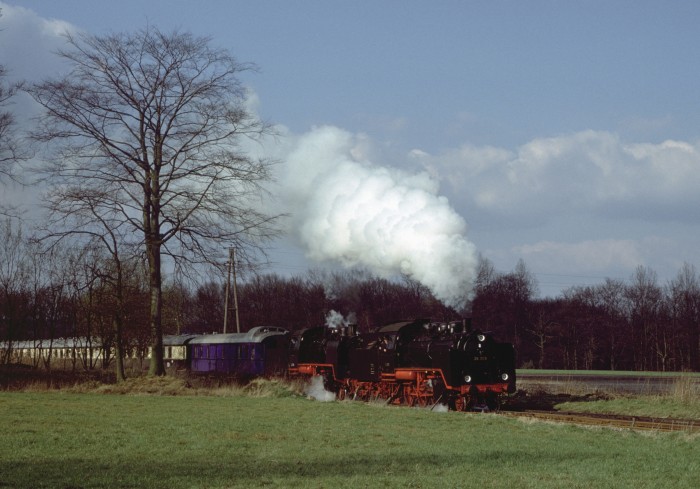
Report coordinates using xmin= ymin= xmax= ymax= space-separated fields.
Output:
xmin=499 ymin=410 xmax=700 ymax=433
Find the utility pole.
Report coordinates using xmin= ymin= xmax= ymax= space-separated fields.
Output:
xmin=223 ymin=247 xmax=241 ymax=334
xmin=223 ymin=248 xmax=232 ymax=334
xmin=231 ymin=247 xmax=240 ymax=333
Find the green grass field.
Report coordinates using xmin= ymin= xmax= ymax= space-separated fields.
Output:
xmin=1 ymin=390 xmax=699 ymax=489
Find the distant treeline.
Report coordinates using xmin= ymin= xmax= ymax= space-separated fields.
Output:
xmin=472 ymin=259 xmax=700 ymax=372
xmin=1 ymin=219 xmax=698 ymax=372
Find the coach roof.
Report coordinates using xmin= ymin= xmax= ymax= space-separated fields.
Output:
xmin=189 ymin=326 xmax=287 ymax=345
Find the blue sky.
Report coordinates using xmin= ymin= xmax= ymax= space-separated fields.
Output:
xmin=2 ymin=1 xmax=700 ymax=297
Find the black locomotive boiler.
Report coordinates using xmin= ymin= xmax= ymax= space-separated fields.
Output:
xmin=289 ymin=318 xmax=515 ymax=410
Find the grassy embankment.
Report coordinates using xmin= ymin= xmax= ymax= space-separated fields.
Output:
xmin=1 ymin=377 xmax=699 ymax=489
xmin=517 ymin=369 xmax=700 ymax=419
xmin=554 ymin=376 xmax=700 ymax=419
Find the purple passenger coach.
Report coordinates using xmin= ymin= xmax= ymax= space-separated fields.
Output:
xmin=189 ymin=326 xmax=289 ymax=377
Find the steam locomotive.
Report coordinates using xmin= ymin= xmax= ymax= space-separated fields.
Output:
xmin=288 ymin=319 xmax=516 ymax=411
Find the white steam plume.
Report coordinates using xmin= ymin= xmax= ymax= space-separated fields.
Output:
xmin=304 ymin=376 xmax=336 ymax=402
xmin=325 ymin=310 xmax=347 ymax=329
xmin=282 ymin=126 xmax=477 ymax=309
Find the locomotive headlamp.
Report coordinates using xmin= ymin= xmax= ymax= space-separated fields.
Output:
xmin=477 ymin=334 xmax=486 ymax=342
xmin=501 ymin=373 xmax=509 ymax=381
xmin=464 ymin=375 xmax=472 ymax=383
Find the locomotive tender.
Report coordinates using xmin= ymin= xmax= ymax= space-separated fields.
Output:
xmin=289 ymin=319 xmax=516 ymax=410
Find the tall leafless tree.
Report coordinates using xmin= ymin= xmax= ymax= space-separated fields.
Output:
xmin=29 ymin=27 xmax=280 ymax=375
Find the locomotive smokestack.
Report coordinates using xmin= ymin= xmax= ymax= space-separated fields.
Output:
xmin=463 ymin=318 xmax=473 ymax=332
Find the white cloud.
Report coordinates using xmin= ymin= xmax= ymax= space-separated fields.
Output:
xmin=0 ymin=3 xmax=76 ymax=81
xmin=623 ymin=139 xmax=699 ymax=190
xmin=403 ymin=130 xmax=700 ymax=294
xmin=0 ymin=3 xmax=79 ymax=214
xmin=419 ymin=130 xmax=700 ymax=223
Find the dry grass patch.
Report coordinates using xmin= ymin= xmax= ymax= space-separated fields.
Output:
xmin=91 ymin=375 xmax=194 ymax=395
xmin=670 ymin=374 xmax=699 ymax=404
xmin=2 ymin=364 xmax=310 ymax=399
xmin=86 ymin=375 xmax=306 ymax=399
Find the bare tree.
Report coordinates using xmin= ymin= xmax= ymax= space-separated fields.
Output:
xmin=473 ymin=254 xmax=497 ymax=296
xmin=595 ymin=278 xmax=630 ymax=370
xmin=38 ymin=185 xmax=149 ymax=380
xmin=29 ymin=27 xmax=280 ymax=375
xmin=1 ymin=9 xmax=26 ymax=185
xmin=625 ymin=266 xmax=662 ymax=371
xmin=667 ymin=263 xmax=700 ymax=371
xmin=527 ymin=302 xmax=559 ymax=369
xmin=0 ymin=218 xmax=29 ymax=364
xmin=0 ymin=68 xmax=27 ymax=188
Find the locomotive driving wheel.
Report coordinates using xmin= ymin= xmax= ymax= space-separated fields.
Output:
xmin=402 ymin=383 xmax=432 ymax=407
xmin=371 ymin=382 xmax=386 ymax=402
xmin=402 ymin=385 xmax=417 ymax=407
xmin=485 ymin=392 xmax=501 ymax=411
xmin=451 ymin=394 xmax=470 ymax=412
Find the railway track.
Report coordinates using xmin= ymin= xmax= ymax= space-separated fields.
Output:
xmin=500 ymin=410 xmax=700 ymax=433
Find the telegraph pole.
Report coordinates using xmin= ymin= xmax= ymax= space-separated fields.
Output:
xmin=223 ymin=247 xmax=240 ymax=334
xmin=231 ymin=247 xmax=240 ymax=333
